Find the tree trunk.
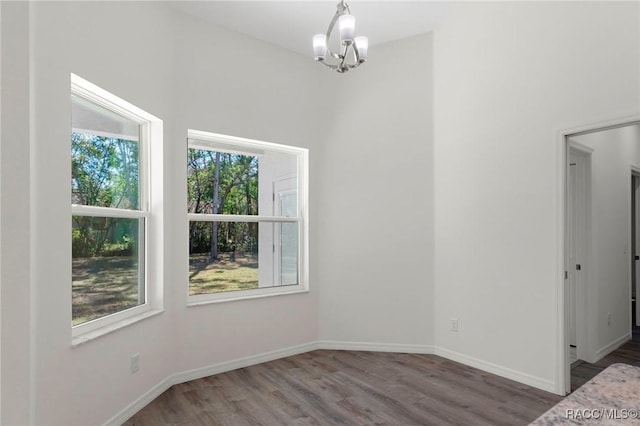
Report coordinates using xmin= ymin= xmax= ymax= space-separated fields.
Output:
xmin=245 ymin=179 xmax=256 ymax=252
xmin=210 ymin=151 xmax=221 ymax=262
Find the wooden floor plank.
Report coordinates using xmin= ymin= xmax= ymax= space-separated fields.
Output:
xmin=124 ymin=350 xmax=564 ymax=425
xmin=123 ymin=328 xmax=640 ymax=425
xmin=570 ymin=324 xmax=640 ymax=392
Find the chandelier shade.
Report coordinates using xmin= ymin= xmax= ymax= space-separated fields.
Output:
xmin=313 ymin=34 xmax=327 ymax=60
xmin=313 ymin=1 xmax=368 ymax=73
xmin=354 ymin=36 xmax=368 ymax=58
xmin=338 ymin=14 xmax=355 ymax=44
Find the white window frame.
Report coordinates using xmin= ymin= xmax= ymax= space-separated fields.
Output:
xmin=187 ymin=129 xmax=309 ymax=305
xmin=71 ymin=74 xmax=163 ymax=344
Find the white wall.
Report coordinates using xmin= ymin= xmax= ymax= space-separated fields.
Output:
xmin=0 ymin=2 xmax=327 ymax=424
xmin=434 ymin=1 xmax=639 ymax=392
xmin=3 ymin=1 xmax=639 ymax=423
xmin=317 ymin=33 xmax=435 ymax=349
xmin=170 ymin=10 xmax=325 ymax=378
xmin=28 ymin=3 xmax=176 ymax=424
xmin=1 ymin=2 xmax=31 ymax=424
xmin=2 ymin=7 xmax=438 ymax=422
xmin=570 ymin=124 xmax=640 ymax=360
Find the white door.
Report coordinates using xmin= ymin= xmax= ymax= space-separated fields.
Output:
xmin=273 ymin=177 xmax=297 ymax=286
xmin=565 ymin=145 xmax=591 ymax=392
xmin=568 ymin=156 xmax=578 ymax=354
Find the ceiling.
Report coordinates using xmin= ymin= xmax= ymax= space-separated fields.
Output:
xmin=168 ymin=1 xmax=454 ymax=57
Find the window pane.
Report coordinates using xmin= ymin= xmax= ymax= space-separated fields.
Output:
xmin=187 ymin=148 xmax=259 ymax=215
xmin=72 ymin=94 xmax=139 ymax=141
xmin=72 ymin=216 xmax=144 ymax=325
xmin=189 ymin=220 xmax=298 ymax=295
xmin=189 ymin=220 xmax=259 ymax=294
xmin=72 ymin=133 xmax=140 ymax=209
xmin=187 ymin=146 xmax=298 ymax=216
xmin=279 ymin=222 xmax=299 ymax=285
xmin=71 ymin=95 xmax=140 ymax=210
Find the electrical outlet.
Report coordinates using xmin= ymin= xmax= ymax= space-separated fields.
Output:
xmin=131 ymin=353 xmax=140 ymax=374
xmin=451 ymin=318 xmax=459 ymax=332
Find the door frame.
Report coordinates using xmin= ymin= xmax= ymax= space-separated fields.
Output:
xmin=631 ymin=168 xmax=640 ymax=327
xmin=556 ymin=116 xmax=640 ymax=395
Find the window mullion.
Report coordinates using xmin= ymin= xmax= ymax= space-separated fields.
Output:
xmin=186 ymin=213 xmax=300 ymax=223
xmin=72 ymin=204 xmax=147 ymax=219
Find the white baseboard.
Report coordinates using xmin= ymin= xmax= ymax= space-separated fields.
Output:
xmin=317 ymin=340 xmax=434 ymax=354
xmin=173 ymin=342 xmax=319 ymax=385
xmin=105 ymin=376 xmax=174 ymax=426
xmin=104 ymin=340 xmax=556 ymax=425
xmin=104 ymin=342 xmax=318 ymax=426
xmin=433 ymin=346 xmax=556 ymax=393
xmin=595 ymin=332 xmax=631 ymax=362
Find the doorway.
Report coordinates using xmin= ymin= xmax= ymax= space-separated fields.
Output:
xmin=562 ymin=119 xmax=640 ymax=394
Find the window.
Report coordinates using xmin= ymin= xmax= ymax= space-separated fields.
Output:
xmin=187 ymin=130 xmax=309 ymax=303
xmin=71 ymin=74 xmax=163 ymax=340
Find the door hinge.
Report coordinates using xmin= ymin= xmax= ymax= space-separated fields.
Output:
xmin=565 ymin=271 xmax=568 ymax=280
xmin=576 ymin=264 xmax=582 ymax=271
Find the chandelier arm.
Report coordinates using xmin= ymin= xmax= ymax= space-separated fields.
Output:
xmin=346 ymin=57 xmax=361 ymax=69
xmin=338 ymin=0 xmax=350 ymax=15
xmin=323 ymin=44 xmax=360 ymax=72
xmin=339 ymin=45 xmax=360 ymax=70
xmin=318 ymin=60 xmax=339 ymax=70
xmin=352 ymin=43 xmax=361 ymax=64
xmin=324 ymin=10 xmax=343 ymax=61
xmin=339 ymin=44 xmax=349 ymax=69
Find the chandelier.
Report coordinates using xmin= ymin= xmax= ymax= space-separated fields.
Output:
xmin=312 ymin=1 xmax=368 ymax=73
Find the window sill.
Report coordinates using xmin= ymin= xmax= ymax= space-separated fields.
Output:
xmin=71 ymin=308 xmax=164 ymax=347
xmin=187 ymin=286 xmax=309 ymax=307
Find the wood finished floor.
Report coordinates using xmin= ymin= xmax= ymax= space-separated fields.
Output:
xmin=570 ymin=324 xmax=640 ymax=391
xmin=124 ymin=351 xmax=563 ymax=426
